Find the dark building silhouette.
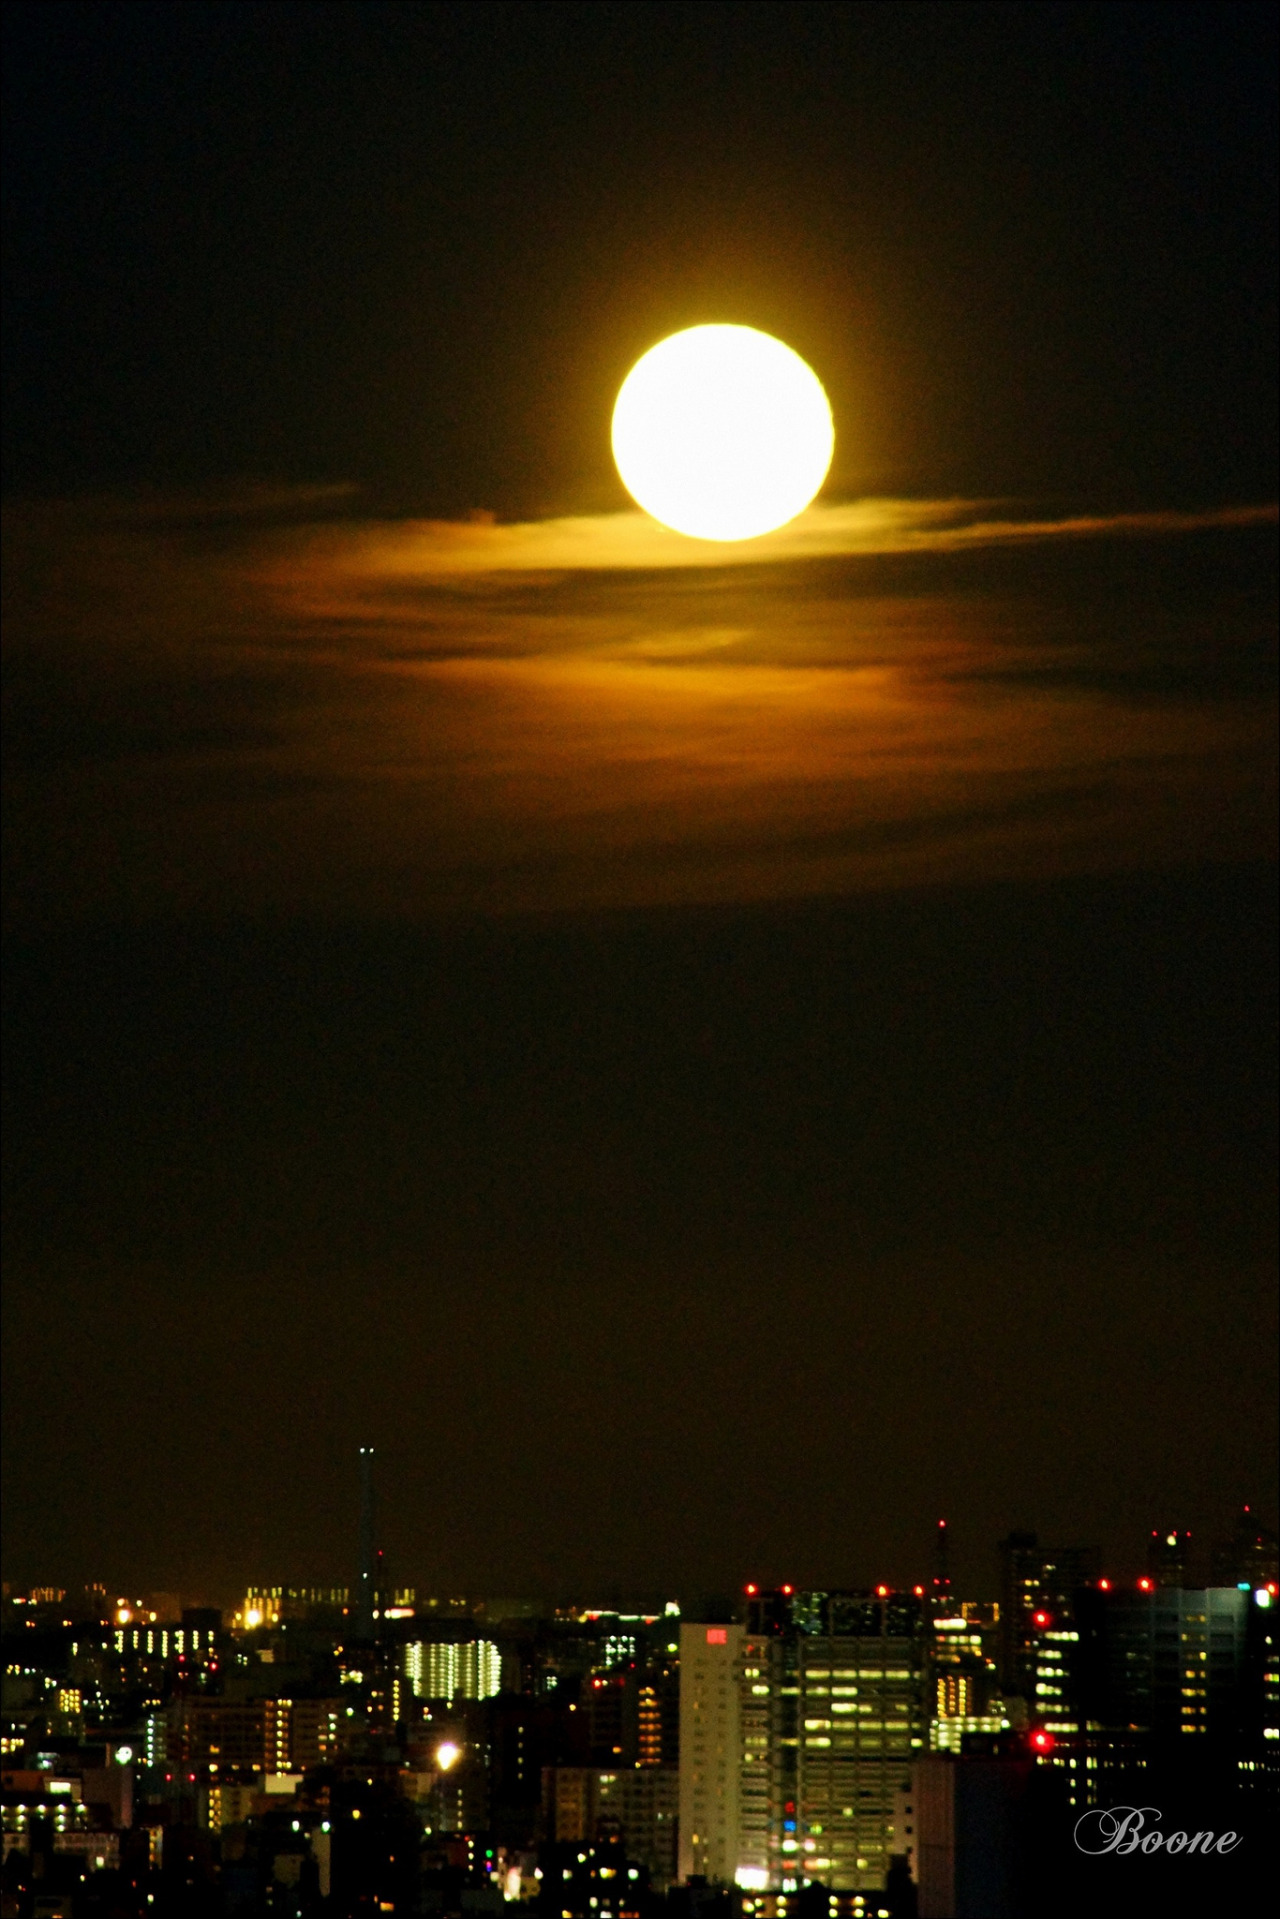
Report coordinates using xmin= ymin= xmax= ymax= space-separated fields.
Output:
xmin=1211 ymin=1506 xmax=1279 ymax=1588
xmin=1074 ymin=1581 xmax=1258 ymax=1757
xmin=1147 ymin=1528 xmax=1193 ymax=1588
xmin=997 ymin=1534 xmax=1100 ymax=1698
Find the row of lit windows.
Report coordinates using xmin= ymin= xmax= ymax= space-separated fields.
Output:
xmin=112 ymin=1628 xmax=212 ymax=1656
xmin=403 ymin=1639 xmax=502 ymax=1701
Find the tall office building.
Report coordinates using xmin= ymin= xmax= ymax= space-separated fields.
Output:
xmin=677 ymin=1621 xmax=743 ymax=1885
xmin=734 ymin=1591 xmax=929 ymax=1895
xmin=1020 ymin=1582 xmax=1275 ymax=1809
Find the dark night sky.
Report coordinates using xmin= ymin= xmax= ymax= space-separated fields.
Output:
xmin=2 ymin=2 xmax=1276 ymax=1606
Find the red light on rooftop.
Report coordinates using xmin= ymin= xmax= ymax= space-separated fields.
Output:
xmin=1137 ymin=1578 xmax=1154 ymax=1592
xmin=1097 ymin=1578 xmax=1111 ymax=1592
xmin=781 ymin=1585 xmax=794 ymax=1596
xmin=913 ymin=1585 xmax=925 ymax=1597
xmin=1032 ymin=1611 xmax=1051 ymax=1628
xmin=876 ymin=1585 xmax=889 ymax=1598
xmin=1030 ymin=1730 xmax=1055 ymax=1753
xmin=745 ymin=1584 xmax=758 ymax=1596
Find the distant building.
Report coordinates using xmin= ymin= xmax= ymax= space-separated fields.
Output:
xmin=403 ymin=1638 xmax=503 ymax=1702
xmin=544 ymin=1765 xmax=679 ymax=1888
xmin=928 ymin=1612 xmax=1008 ymax=1753
xmin=1147 ymin=1529 xmax=1193 ymax=1588
xmin=166 ymin=1695 xmax=342 ymax=1781
xmin=997 ymin=1534 xmax=1099 ymax=1698
xmin=598 ymin=1765 xmax=679 ymax=1888
xmin=1211 ymin=1507 xmax=1279 ymax=1588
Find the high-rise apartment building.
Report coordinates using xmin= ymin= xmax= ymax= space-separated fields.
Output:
xmin=403 ymin=1638 xmax=502 ymax=1702
xmin=676 ymin=1621 xmax=743 ymax=1885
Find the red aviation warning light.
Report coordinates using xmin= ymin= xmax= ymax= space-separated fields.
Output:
xmin=1029 ymin=1730 xmax=1055 ymax=1754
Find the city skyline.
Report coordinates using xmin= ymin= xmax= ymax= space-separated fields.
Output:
xmin=4 ymin=0 xmax=1276 ymax=1706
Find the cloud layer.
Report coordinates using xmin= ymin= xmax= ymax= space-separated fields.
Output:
xmin=4 ymin=494 xmax=1275 ymax=921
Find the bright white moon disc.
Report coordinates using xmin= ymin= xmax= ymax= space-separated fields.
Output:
xmin=611 ymin=324 xmax=834 ymax=541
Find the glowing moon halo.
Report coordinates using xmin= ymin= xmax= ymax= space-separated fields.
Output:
xmin=611 ymin=324 xmax=834 ymax=541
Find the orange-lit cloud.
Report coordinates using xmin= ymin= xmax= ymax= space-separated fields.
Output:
xmin=4 ymin=493 xmax=1274 ymax=922
xmin=259 ymin=496 xmax=1278 ymax=591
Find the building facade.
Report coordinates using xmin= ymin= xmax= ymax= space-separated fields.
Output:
xmin=676 ymin=1621 xmax=743 ymax=1885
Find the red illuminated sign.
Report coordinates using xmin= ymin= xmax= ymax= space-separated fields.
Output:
xmin=706 ymin=1628 xmax=728 ymax=1644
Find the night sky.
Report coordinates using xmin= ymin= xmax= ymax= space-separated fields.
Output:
xmin=2 ymin=2 xmax=1276 ymax=1608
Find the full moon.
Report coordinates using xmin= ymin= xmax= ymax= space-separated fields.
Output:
xmin=611 ymin=323 xmax=834 ymax=541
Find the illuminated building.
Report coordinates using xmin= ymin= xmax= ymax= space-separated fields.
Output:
xmin=111 ymin=1621 xmax=218 ymax=1665
xmin=587 ymin=1669 xmax=630 ymax=1762
xmin=636 ymin=1671 xmax=679 ymax=1766
xmin=928 ymin=1614 xmax=1009 ymax=1753
xmin=403 ymin=1638 xmax=502 ymax=1701
xmin=167 ymin=1697 xmax=339 ymax=1781
xmin=234 ymin=1588 xmax=349 ymax=1630
xmin=677 ymin=1620 xmax=743 ymax=1885
xmin=733 ymin=1591 xmax=929 ymax=1895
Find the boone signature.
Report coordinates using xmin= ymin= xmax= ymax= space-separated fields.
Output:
xmin=1074 ymin=1807 xmax=1243 ymax=1857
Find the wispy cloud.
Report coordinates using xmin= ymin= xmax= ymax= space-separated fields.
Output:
xmin=260 ymin=496 xmax=1278 ymax=590
xmin=3 ymin=493 xmax=1274 ymax=922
